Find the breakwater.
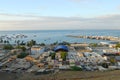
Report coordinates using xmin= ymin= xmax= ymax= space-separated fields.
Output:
xmin=66 ymin=35 xmax=120 ymax=42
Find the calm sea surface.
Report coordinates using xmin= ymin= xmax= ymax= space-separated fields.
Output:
xmin=0 ymin=30 xmax=120 ymax=44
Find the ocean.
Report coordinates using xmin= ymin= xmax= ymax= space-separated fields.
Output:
xmin=0 ymin=30 xmax=120 ymax=44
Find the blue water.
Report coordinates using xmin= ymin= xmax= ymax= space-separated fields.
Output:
xmin=0 ymin=30 xmax=120 ymax=44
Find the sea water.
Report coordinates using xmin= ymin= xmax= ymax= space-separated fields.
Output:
xmin=0 ymin=30 xmax=120 ymax=44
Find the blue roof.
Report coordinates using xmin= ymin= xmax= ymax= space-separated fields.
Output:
xmin=54 ymin=45 xmax=68 ymax=52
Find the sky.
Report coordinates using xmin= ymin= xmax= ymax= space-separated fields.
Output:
xmin=0 ymin=0 xmax=120 ymax=30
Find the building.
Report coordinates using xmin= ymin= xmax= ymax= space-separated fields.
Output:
xmin=30 ymin=46 xmax=45 ymax=59
xmin=31 ymin=46 xmax=42 ymax=55
xmin=54 ymin=45 xmax=68 ymax=52
xmin=108 ymin=41 xmax=119 ymax=48
xmin=70 ymin=43 xmax=89 ymax=47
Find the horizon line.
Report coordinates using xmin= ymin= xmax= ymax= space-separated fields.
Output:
xmin=0 ymin=29 xmax=120 ymax=31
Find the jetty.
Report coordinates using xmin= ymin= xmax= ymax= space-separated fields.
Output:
xmin=66 ymin=35 xmax=120 ymax=42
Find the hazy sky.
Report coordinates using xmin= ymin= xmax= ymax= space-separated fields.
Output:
xmin=0 ymin=0 xmax=120 ymax=30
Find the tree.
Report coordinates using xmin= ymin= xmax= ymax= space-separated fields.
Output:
xmin=101 ymin=63 xmax=109 ymax=68
xmin=6 ymin=40 xmax=9 ymax=44
xmin=71 ymin=66 xmax=82 ymax=71
xmin=20 ymin=41 xmax=26 ymax=45
xmin=61 ymin=52 xmax=68 ymax=61
xmin=109 ymin=57 xmax=116 ymax=65
xmin=116 ymin=43 xmax=120 ymax=48
xmin=89 ymin=43 xmax=98 ymax=47
xmin=0 ymin=39 xmax=3 ymax=43
xmin=17 ymin=52 xmax=29 ymax=58
xmin=27 ymin=40 xmax=36 ymax=47
xmin=17 ymin=40 xmax=20 ymax=46
xmin=3 ymin=44 xmax=14 ymax=50
xmin=26 ymin=40 xmax=36 ymax=55
xmin=16 ymin=46 xmax=26 ymax=52
xmin=39 ymin=43 xmax=45 ymax=46
xmin=53 ymin=41 xmax=58 ymax=45
xmin=4 ymin=40 xmax=7 ymax=44
xmin=50 ymin=52 xmax=56 ymax=59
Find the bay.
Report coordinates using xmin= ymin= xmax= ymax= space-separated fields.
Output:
xmin=0 ymin=30 xmax=120 ymax=44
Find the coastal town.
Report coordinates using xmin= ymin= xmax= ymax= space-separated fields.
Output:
xmin=0 ymin=36 xmax=120 ymax=75
xmin=0 ymin=33 xmax=120 ymax=80
xmin=1 ymin=0 xmax=120 ymax=79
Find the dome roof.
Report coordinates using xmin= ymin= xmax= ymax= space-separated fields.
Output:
xmin=54 ymin=45 xmax=68 ymax=52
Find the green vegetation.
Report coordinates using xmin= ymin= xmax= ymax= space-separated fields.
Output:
xmin=109 ymin=57 xmax=116 ymax=65
xmin=0 ymin=39 xmax=3 ymax=43
xmin=39 ymin=43 xmax=45 ymax=46
xmin=2 ymin=40 xmax=9 ymax=44
xmin=50 ymin=52 xmax=68 ymax=60
xmin=20 ymin=41 xmax=26 ymax=45
xmin=116 ymin=43 xmax=120 ymax=48
xmin=27 ymin=40 xmax=36 ymax=47
xmin=16 ymin=40 xmax=20 ymax=45
xmin=101 ymin=63 xmax=109 ymax=68
xmin=16 ymin=46 xmax=26 ymax=51
xmin=17 ymin=52 xmax=29 ymax=58
xmin=71 ymin=66 xmax=82 ymax=71
xmin=52 ymin=41 xmax=58 ymax=45
xmin=3 ymin=44 xmax=14 ymax=50
xmin=89 ymin=43 xmax=98 ymax=47
xmin=50 ymin=52 xmax=56 ymax=59
xmin=61 ymin=52 xmax=68 ymax=61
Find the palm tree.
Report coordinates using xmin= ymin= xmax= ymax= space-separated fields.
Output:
xmin=27 ymin=40 xmax=36 ymax=47
xmin=17 ymin=40 xmax=20 ymax=46
xmin=4 ymin=40 xmax=7 ymax=44
xmin=0 ymin=39 xmax=3 ymax=43
xmin=26 ymin=40 xmax=36 ymax=55
xmin=6 ymin=40 xmax=9 ymax=44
